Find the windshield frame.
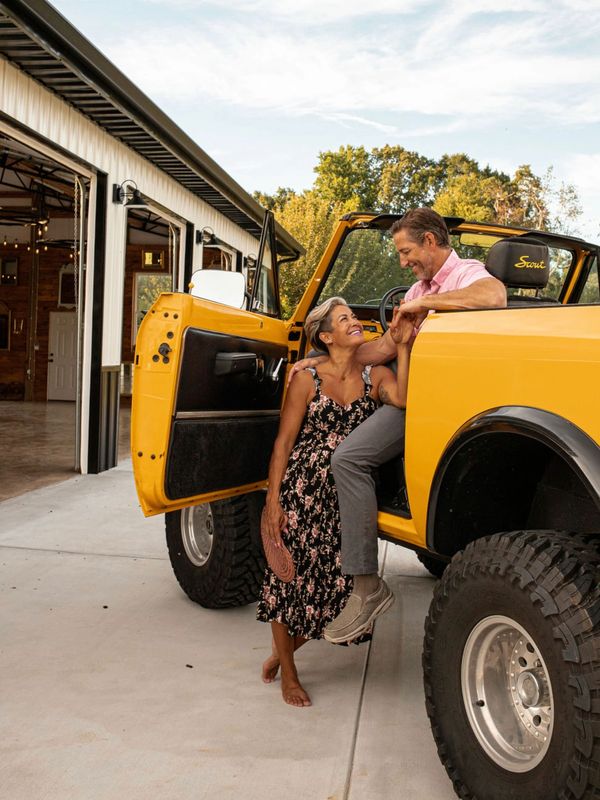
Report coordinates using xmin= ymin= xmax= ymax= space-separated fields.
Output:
xmin=311 ymin=214 xmax=596 ymax=310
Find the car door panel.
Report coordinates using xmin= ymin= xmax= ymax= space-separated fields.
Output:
xmin=166 ymin=415 xmax=278 ymax=500
xmin=131 ymin=292 xmax=289 ymax=516
xmin=165 ymin=325 xmax=286 ymax=500
xmin=174 ymin=327 xmax=285 ymax=412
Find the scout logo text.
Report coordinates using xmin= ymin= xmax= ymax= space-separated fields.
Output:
xmin=514 ymin=254 xmax=546 ymax=269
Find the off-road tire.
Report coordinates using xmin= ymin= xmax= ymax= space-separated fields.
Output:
xmin=416 ymin=552 xmax=447 ymax=579
xmin=165 ymin=492 xmax=266 ymax=609
xmin=423 ymin=530 xmax=600 ymax=800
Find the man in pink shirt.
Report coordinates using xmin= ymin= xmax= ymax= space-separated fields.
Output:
xmin=320 ymin=208 xmax=507 ymax=643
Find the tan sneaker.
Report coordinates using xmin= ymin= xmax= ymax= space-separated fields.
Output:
xmin=323 ymin=578 xmax=394 ymax=644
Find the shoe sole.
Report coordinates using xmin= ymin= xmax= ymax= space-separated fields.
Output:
xmin=324 ymin=590 xmax=395 ymax=644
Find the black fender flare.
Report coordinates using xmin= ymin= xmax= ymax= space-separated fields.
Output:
xmin=426 ymin=406 xmax=600 ymax=550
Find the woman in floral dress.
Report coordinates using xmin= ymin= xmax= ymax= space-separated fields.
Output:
xmin=257 ymin=296 xmax=412 ymax=707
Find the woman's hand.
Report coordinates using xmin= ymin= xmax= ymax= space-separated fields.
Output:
xmin=261 ymin=500 xmax=287 ymax=547
xmin=287 ymin=355 xmax=327 ymax=385
xmin=389 ymin=306 xmax=414 ymax=345
xmin=396 ymin=297 xmax=428 ymax=331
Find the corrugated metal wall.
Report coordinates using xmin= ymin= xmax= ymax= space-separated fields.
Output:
xmin=0 ymin=58 xmax=263 ymax=365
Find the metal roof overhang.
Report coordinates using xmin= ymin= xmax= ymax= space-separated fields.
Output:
xmin=0 ymin=0 xmax=304 ymax=259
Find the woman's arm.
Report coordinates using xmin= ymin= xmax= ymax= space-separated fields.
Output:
xmin=371 ymin=309 xmax=413 ymax=407
xmin=371 ymin=343 xmax=410 ymax=408
xmin=262 ymin=370 xmax=315 ymax=546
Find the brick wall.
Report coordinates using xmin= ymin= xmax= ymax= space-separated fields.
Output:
xmin=0 ymin=242 xmax=170 ymax=401
xmin=0 ymin=246 xmax=75 ymax=401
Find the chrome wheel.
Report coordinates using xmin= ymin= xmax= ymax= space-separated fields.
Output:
xmin=461 ymin=615 xmax=553 ymax=772
xmin=180 ymin=504 xmax=214 ymax=567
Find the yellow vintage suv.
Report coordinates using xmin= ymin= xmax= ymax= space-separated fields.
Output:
xmin=132 ymin=211 xmax=600 ymax=800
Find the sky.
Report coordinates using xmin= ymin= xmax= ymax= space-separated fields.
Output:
xmin=50 ymin=0 xmax=600 ymax=240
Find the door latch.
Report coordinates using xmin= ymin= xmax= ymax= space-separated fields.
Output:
xmin=270 ymin=357 xmax=287 ymax=382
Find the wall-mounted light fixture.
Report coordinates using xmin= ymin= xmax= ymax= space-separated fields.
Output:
xmin=196 ymin=226 xmax=215 ymax=245
xmin=112 ymin=180 xmax=147 ymax=209
xmin=244 ymin=253 xmax=257 ymax=269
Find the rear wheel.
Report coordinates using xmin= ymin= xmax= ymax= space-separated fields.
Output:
xmin=416 ymin=552 xmax=447 ymax=579
xmin=165 ymin=492 xmax=266 ymax=609
xmin=423 ymin=530 xmax=600 ymax=800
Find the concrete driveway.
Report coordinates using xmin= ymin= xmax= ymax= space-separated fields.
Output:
xmin=0 ymin=462 xmax=457 ymax=800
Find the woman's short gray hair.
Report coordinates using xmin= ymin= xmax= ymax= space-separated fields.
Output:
xmin=304 ymin=296 xmax=347 ymax=352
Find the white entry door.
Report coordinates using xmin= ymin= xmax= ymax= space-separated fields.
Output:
xmin=47 ymin=312 xmax=77 ymax=401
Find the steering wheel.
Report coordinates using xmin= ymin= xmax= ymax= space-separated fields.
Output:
xmin=378 ymin=286 xmax=411 ymax=333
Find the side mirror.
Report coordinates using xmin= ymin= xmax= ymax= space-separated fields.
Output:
xmin=188 ymin=269 xmax=246 ymax=309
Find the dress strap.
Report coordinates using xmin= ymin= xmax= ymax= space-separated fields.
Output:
xmin=361 ymin=365 xmax=373 ymax=388
xmin=307 ymin=367 xmax=321 ymax=388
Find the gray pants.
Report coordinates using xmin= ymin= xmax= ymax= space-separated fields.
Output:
xmin=331 ymin=404 xmax=406 ymax=575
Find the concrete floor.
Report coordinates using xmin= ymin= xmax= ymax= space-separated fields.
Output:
xmin=0 ymin=462 xmax=457 ymax=800
xmin=0 ymin=401 xmax=131 ymax=501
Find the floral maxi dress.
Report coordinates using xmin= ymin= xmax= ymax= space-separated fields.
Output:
xmin=256 ymin=366 xmax=378 ymax=640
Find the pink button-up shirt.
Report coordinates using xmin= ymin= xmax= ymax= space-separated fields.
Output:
xmin=404 ymin=249 xmax=491 ymax=302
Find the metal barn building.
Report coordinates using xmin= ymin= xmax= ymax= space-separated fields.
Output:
xmin=0 ymin=0 xmax=302 ymax=493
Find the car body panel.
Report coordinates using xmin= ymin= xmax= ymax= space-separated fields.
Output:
xmin=403 ymin=304 xmax=600 ymax=545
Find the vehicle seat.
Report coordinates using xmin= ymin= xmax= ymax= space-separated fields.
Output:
xmin=485 ymin=236 xmax=558 ymax=305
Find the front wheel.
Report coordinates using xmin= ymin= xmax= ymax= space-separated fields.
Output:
xmin=423 ymin=530 xmax=600 ymax=800
xmin=165 ymin=492 xmax=266 ymax=609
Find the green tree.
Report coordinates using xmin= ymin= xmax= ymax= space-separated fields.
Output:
xmin=252 ymin=186 xmax=297 ymax=212
xmin=373 ymin=145 xmax=438 ymax=212
xmin=433 ymin=172 xmax=510 ymax=222
xmin=275 ymin=191 xmax=353 ymax=317
xmin=255 ymin=145 xmax=583 ymax=316
xmin=313 ymin=145 xmax=377 ymax=210
xmin=510 ymin=166 xmax=551 ymax=229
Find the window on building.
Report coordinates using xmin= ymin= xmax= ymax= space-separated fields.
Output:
xmin=0 ymin=257 xmax=18 ymax=286
xmin=202 ymin=244 xmax=237 ymax=271
xmin=0 ymin=301 xmax=10 ymax=350
xmin=58 ymin=265 xmax=76 ymax=308
xmin=132 ymin=272 xmax=173 ymax=345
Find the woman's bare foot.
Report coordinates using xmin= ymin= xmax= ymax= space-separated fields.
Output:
xmin=262 ymin=639 xmax=280 ymax=684
xmin=262 ymin=653 xmax=280 ymax=683
xmin=281 ymin=676 xmax=312 ymax=707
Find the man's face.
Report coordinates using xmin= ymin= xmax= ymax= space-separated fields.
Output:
xmin=392 ymin=229 xmax=439 ymax=282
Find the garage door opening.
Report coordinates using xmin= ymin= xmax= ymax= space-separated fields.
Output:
xmin=0 ymin=133 xmax=89 ymax=500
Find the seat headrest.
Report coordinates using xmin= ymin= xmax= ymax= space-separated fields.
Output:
xmin=485 ymin=236 xmax=550 ymax=288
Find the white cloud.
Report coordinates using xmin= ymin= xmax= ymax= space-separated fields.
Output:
xmin=562 ymin=154 xmax=600 ymax=197
xmin=555 ymin=153 xmax=600 ymax=240
xmin=142 ymin=0 xmax=429 ymax=24
xmin=109 ymin=8 xmax=600 ymax=129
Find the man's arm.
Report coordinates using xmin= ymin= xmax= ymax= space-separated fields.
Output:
xmin=354 ymin=329 xmax=398 ymax=365
xmin=399 ymin=276 xmax=506 ymax=319
xmin=288 ymin=327 xmax=397 ymax=382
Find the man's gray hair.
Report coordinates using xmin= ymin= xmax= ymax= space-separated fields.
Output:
xmin=389 ymin=207 xmax=450 ymax=248
xmin=304 ymin=296 xmax=347 ymax=352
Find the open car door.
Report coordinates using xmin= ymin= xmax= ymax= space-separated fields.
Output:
xmin=131 ymin=212 xmax=290 ymax=518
